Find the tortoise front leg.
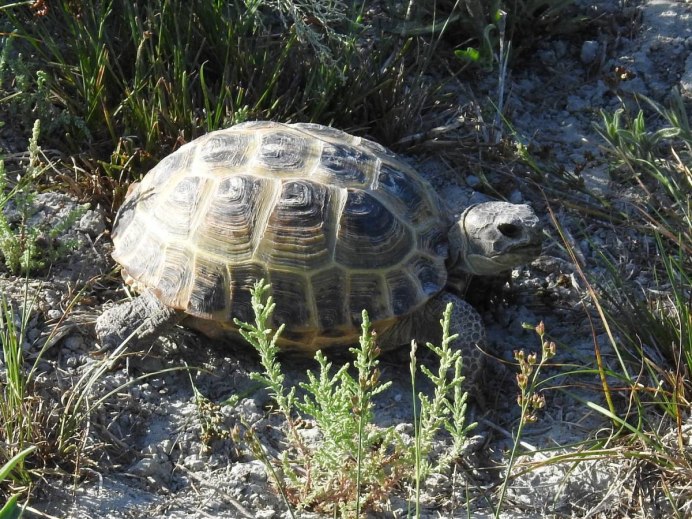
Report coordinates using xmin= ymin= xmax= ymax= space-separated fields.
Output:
xmin=95 ymin=290 xmax=183 ymax=350
xmin=381 ymin=291 xmax=487 ymax=398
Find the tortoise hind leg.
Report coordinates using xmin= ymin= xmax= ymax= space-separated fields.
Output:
xmin=95 ymin=290 xmax=183 ymax=350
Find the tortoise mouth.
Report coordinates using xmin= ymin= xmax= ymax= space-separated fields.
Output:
xmin=490 ymin=243 xmax=542 ymax=262
xmin=512 ymin=243 xmax=542 ymax=255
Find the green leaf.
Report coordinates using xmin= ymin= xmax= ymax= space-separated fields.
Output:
xmin=0 ymin=446 xmax=36 ymax=482
xmin=0 ymin=493 xmax=21 ymax=519
xmin=455 ymin=47 xmax=480 ymax=62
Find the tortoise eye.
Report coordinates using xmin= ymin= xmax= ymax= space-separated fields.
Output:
xmin=498 ymin=223 xmax=521 ymax=238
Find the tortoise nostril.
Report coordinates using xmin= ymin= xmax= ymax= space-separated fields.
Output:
xmin=498 ymin=223 xmax=521 ymax=238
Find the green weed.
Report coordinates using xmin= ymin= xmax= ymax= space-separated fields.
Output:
xmin=0 ymin=25 xmax=89 ymax=144
xmin=409 ymin=303 xmax=476 ymax=517
xmin=393 ymin=0 xmax=576 ymax=69
xmin=598 ymin=94 xmax=691 ymax=257
xmin=190 ymin=378 xmax=231 ymax=452
xmin=233 ymin=279 xmax=475 ymax=515
xmin=454 ymin=5 xmax=507 ymax=70
xmin=493 ymin=321 xmax=556 ymax=517
xmin=0 ymin=120 xmax=86 ymax=275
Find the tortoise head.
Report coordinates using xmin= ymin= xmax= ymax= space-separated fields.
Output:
xmin=447 ymin=201 xmax=543 ymax=284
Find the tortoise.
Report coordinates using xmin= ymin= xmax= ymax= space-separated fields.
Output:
xmin=95 ymin=121 xmax=542 ymax=389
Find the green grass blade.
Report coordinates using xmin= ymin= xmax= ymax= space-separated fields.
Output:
xmin=0 ymin=446 xmax=36 ymax=483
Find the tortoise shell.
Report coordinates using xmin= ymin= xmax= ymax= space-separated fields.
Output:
xmin=111 ymin=121 xmax=450 ymax=350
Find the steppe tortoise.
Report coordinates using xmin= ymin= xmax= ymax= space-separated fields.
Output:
xmin=96 ymin=121 xmax=543 ymax=389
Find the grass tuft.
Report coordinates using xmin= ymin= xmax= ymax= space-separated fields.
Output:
xmin=595 ymin=93 xmax=691 ymax=406
xmin=0 ymin=445 xmax=35 ymax=517
xmin=523 ymin=92 xmax=692 ymax=515
xmin=0 ymin=290 xmax=35 ymax=490
xmin=2 ymin=0 xmax=449 ymax=173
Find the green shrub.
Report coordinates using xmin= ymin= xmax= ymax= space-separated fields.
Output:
xmin=233 ymin=280 xmax=475 ymax=514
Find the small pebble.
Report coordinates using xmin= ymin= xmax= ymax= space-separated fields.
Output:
xmin=537 ymin=48 xmax=556 ymax=65
xmin=395 ymin=423 xmax=414 ymax=435
xmin=149 ymin=377 xmax=165 ymax=390
xmin=78 ymin=210 xmax=106 ymax=237
xmin=580 ymin=40 xmax=599 ymax=64
xmin=509 ymin=190 xmax=524 ymax=204
xmin=465 ymin=175 xmax=480 ymax=188
xmin=63 ymin=335 xmax=84 ymax=352
xmin=46 ymin=309 xmax=62 ymax=321
xmin=237 ymin=398 xmax=262 ymax=424
xmin=183 ymin=454 xmax=206 ymax=471
xmin=130 ymin=457 xmax=158 ymax=477
xmin=566 ymin=95 xmax=588 ymax=112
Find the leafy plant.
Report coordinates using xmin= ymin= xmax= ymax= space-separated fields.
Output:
xmin=454 ymin=6 xmax=507 ymax=70
xmin=393 ymin=0 xmax=576 ymax=69
xmin=494 ymin=321 xmax=556 ymax=517
xmin=233 ymin=279 xmax=475 ymax=514
xmin=0 ymin=120 xmax=86 ymax=275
